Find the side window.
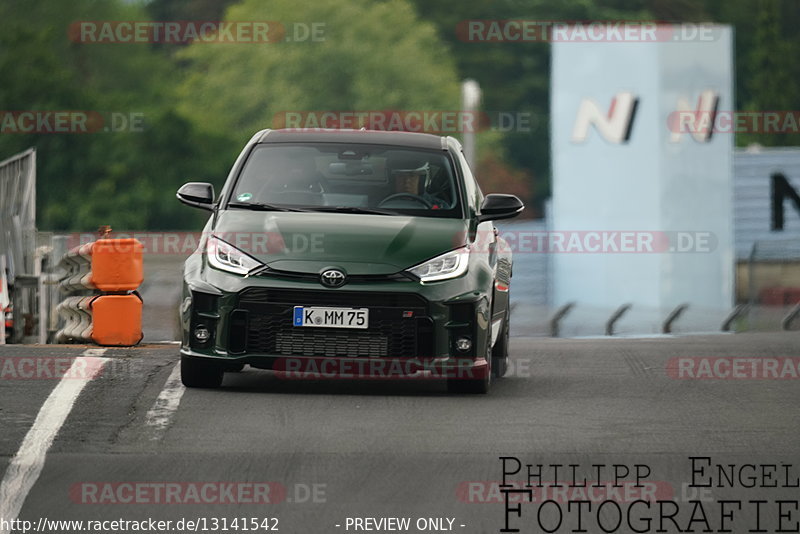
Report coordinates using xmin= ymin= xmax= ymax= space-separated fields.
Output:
xmin=456 ymin=150 xmax=483 ymax=212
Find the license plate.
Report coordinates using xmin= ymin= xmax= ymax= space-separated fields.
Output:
xmin=293 ymin=306 xmax=369 ymax=329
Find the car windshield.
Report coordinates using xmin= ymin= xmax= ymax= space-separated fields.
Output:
xmin=228 ymin=143 xmax=462 ymax=218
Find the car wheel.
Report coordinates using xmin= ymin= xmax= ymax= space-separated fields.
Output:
xmin=181 ymin=355 xmax=224 ymax=388
xmin=492 ymin=309 xmax=510 ymax=378
xmin=447 ymin=325 xmax=491 ymax=395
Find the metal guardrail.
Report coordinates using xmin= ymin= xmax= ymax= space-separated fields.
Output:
xmin=721 ymin=304 xmax=748 ymax=332
xmin=662 ymin=304 xmax=688 ymax=334
xmin=549 ymin=302 xmax=575 ymax=337
xmin=782 ymin=303 xmax=800 ymax=331
xmin=538 ymin=301 xmax=797 ymax=337
xmin=605 ymin=303 xmax=631 ymax=336
xmin=0 ymin=148 xmax=39 ymax=344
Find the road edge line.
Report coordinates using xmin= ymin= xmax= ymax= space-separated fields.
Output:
xmin=0 ymin=349 xmax=108 ymax=531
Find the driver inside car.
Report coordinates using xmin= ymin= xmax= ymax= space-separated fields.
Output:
xmin=381 ymin=158 xmax=450 ymax=209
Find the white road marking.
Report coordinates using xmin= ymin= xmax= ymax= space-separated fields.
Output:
xmin=144 ymin=362 xmax=185 ymax=440
xmin=0 ymin=349 xmax=108 ymax=532
xmin=81 ymin=348 xmax=108 ymax=357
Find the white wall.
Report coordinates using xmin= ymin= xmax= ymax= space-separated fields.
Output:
xmin=551 ymin=26 xmax=734 ymax=324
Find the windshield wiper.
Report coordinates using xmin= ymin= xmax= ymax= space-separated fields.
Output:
xmin=309 ymin=206 xmax=394 ymax=216
xmin=226 ymin=201 xmax=309 ymax=212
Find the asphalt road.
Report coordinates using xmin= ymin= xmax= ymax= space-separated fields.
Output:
xmin=1 ymin=333 xmax=799 ymax=534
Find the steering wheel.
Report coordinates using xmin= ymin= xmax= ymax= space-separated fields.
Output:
xmin=378 ymin=193 xmax=432 ymax=209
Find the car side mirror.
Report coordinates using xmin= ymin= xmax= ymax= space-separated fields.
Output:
xmin=477 ymin=194 xmax=524 ymax=222
xmin=177 ymin=182 xmax=215 ymax=211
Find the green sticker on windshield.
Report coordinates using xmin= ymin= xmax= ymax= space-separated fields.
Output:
xmin=237 ymin=192 xmax=253 ymax=202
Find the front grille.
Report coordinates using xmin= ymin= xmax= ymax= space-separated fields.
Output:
xmin=237 ymin=289 xmax=432 ymax=357
xmin=254 ymin=268 xmax=413 ymax=285
xmin=275 ymin=331 xmax=388 ymax=357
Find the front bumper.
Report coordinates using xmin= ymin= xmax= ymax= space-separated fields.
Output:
xmin=180 ymin=348 xmax=489 ymax=380
xmin=180 ymin=256 xmax=494 ymax=379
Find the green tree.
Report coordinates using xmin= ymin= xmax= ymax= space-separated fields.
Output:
xmin=740 ymin=0 xmax=799 ymax=146
xmin=0 ymin=0 xmax=233 ymax=230
xmin=177 ymin=0 xmax=461 ymax=137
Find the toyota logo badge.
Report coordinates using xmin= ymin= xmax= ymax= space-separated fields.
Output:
xmin=320 ymin=269 xmax=346 ymax=288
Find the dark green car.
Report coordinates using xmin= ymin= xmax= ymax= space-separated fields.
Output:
xmin=177 ymin=129 xmax=523 ymax=393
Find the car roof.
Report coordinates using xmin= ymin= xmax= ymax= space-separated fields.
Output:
xmin=256 ymin=128 xmax=449 ymax=150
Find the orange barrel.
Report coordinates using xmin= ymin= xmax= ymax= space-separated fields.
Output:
xmin=90 ymin=238 xmax=144 ymax=292
xmin=90 ymin=293 xmax=143 ymax=346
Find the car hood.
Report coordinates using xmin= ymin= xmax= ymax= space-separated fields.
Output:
xmin=212 ymin=210 xmax=469 ymax=275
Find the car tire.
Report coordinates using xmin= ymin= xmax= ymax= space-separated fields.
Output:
xmin=492 ymin=309 xmax=510 ymax=378
xmin=447 ymin=324 xmax=491 ymax=395
xmin=181 ymin=355 xmax=224 ymax=388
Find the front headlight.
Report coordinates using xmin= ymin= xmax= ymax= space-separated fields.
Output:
xmin=206 ymin=235 xmax=264 ymax=275
xmin=406 ymin=246 xmax=470 ymax=283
